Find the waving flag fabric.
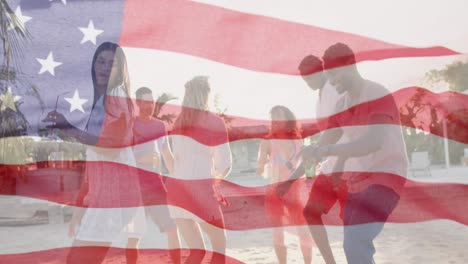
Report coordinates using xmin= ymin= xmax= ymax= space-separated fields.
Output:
xmin=0 ymin=0 xmax=467 ymax=263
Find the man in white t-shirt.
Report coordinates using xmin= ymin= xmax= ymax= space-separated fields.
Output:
xmin=298 ymin=55 xmax=340 ymax=120
xmin=295 ymin=55 xmax=347 ymax=264
xmin=133 ymin=87 xmax=181 ymax=264
xmin=300 ymin=43 xmax=407 ymax=264
xmin=298 ymin=55 xmax=346 ymax=175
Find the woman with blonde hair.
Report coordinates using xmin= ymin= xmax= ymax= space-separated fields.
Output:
xmin=167 ymin=76 xmax=232 ymax=263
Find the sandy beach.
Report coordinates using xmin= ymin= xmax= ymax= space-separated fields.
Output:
xmin=1 ymin=166 xmax=467 ymax=263
xmin=0 ymin=217 xmax=467 ymax=263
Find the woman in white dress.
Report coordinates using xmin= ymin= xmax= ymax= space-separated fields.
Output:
xmin=46 ymin=42 xmax=145 ymax=264
xmin=257 ymin=105 xmax=314 ymax=264
xmin=166 ymin=76 xmax=232 ymax=264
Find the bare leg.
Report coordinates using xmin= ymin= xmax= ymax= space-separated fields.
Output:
xmin=300 ymin=245 xmax=313 ymax=264
xmin=146 ymin=206 xmax=181 ymax=263
xmin=199 ymin=220 xmax=226 ymax=264
xmin=126 ymin=238 xmax=140 ymax=264
xmin=175 ymin=218 xmax=206 ymax=264
xmin=272 ymin=228 xmax=287 ymax=264
xmin=304 ymin=204 xmax=336 ymax=264
xmin=167 ymin=227 xmax=181 ymax=264
xmin=268 ymin=200 xmax=288 ymax=264
xmin=297 ymin=226 xmax=313 ymax=264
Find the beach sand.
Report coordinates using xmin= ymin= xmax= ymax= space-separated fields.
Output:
xmin=1 ymin=216 xmax=467 ymax=263
xmin=1 ymin=166 xmax=467 ymax=263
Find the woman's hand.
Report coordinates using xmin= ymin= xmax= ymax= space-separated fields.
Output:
xmin=43 ymin=110 xmax=71 ymax=129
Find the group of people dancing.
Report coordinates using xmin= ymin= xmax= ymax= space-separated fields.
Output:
xmin=45 ymin=41 xmax=408 ymax=264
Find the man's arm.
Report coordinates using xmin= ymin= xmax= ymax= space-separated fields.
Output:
xmin=161 ymin=140 xmax=174 ymax=175
xmin=284 ymin=122 xmax=344 ymax=181
xmin=317 ymin=127 xmax=343 ymax=147
xmin=277 ymin=99 xmax=345 ymax=195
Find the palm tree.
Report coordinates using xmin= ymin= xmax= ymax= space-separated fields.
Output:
xmin=0 ymin=0 xmax=29 ymax=79
xmin=0 ymin=1 xmax=33 ymax=197
xmin=0 ymin=0 xmax=31 ymax=136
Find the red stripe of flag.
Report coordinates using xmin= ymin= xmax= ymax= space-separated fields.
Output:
xmin=119 ymin=0 xmax=458 ymax=75
xmin=5 ymin=161 xmax=468 ymax=229
xmin=0 ymin=247 xmax=243 ymax=264
xmin=89 ymin=86 xmax=468 ymax=148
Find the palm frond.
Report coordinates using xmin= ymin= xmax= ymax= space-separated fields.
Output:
xmin=29 ymin=84 xmax=46 ymax=111
xmin=156 ymin=93 xmax=178 ymax=104
xmin=0 ymin=0 xmax=31 ymax=77
xmin=153 ymin=93 xmax=178 ymax=118
xmin=158 ymin=113 xmax=178 ymax=125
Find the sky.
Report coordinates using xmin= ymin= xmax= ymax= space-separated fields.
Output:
xmin=124 ymin=0 xmax=468 ymax=120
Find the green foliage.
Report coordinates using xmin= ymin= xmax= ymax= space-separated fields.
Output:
xmin=407 ymin=60 xmax=468 ymax=164
xmin=0 ymin=136 xmax=32 ymax=164
xmin=425 ymin=60 xmax=468 ymax=93
xmin=0 ymin=1 xmax=48 ymax=167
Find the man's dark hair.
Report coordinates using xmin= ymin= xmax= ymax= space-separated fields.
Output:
xmin=298 ymin=55 xmax=323 ymax=75
xmin=135 ymin=87 xmax=153 ymax=99
xmin=322 ymin=42 xmax=356 ymax=70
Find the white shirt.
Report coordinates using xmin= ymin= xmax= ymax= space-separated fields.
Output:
xmin=85 ymin=85 xmax=135 ymax=165
xmin=133 ymin=118 xmax=168 ymax=173
xmin=315 ymin=81 xmax=345 ymax=175
xmin=333 ymin=80 xmax=408 ymax=192
xmin=171 ymin=112 xmax=232 ymax=180
xmin=316 ymin=81 xmax=342 ymax=120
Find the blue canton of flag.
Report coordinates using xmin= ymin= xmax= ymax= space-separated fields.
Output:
xmin=5 ymin=0 xmax=125 ymax=133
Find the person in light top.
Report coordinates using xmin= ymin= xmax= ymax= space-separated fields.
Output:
xmin=167 ymin=76 xmax=232 ymax=264
xmin=257 ymin=105 xmax=314 ymax=264
xmin=133 ymin=87 xmax=181 ymax=264
xmin=280 ymin=43 xmax=407 ymax=264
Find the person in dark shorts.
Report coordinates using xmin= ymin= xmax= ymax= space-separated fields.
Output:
xmin=277 ymin=54 xmax=345 ymax=264
xmin=133 ymin=87 xmax=181 ymax=263
xmin=279 ymin=43 xmax=407 ymax=264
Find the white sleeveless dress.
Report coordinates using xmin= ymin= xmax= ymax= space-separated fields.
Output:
xmin=76 ymin=86 xmax=146 ymax=242
xmin=166 ymin=113 xmax=232 ymax=222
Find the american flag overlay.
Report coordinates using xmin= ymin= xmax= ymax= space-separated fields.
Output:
xmin=0 ymin=0 xmax=467 ymax=263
